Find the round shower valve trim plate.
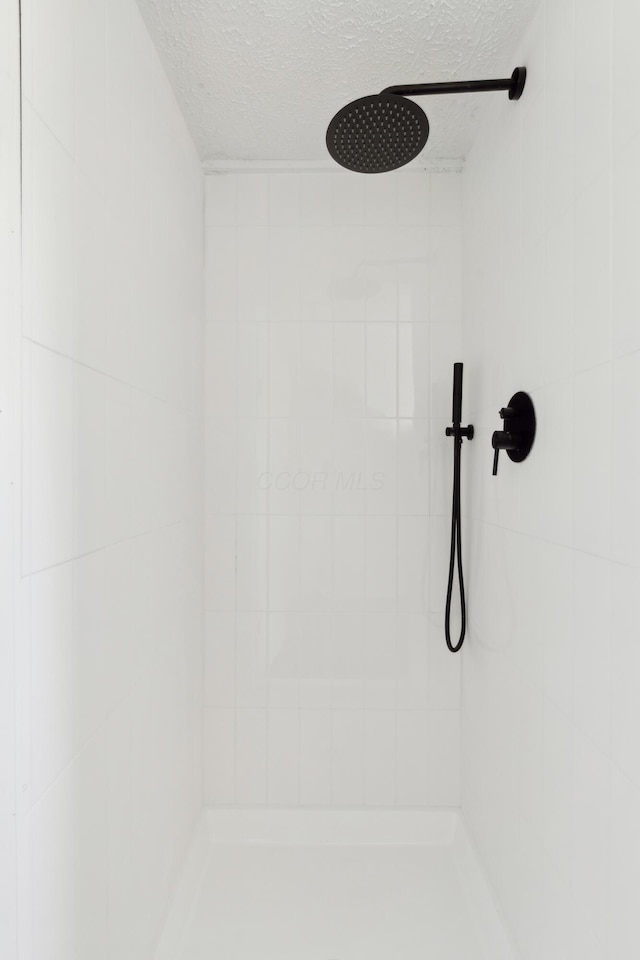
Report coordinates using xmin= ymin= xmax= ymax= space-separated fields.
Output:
xmin=491 ymin=391 xmax=536 ymax=476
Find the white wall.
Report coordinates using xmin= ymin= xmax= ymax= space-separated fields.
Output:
xmin=461 ymin=0 xmax=640 ymax=956
xmin=204 ymin=169 xmax=463 ymax=808
xmin=17 ymin=1 xmax=205 ymax=957
xmin=0 ymin=1 xmax=21 ymax=956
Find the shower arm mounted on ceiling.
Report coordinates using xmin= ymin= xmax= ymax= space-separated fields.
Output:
xmin=381 ymin=67 xmax=527 ymax=102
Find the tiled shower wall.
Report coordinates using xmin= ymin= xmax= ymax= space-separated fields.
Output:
xmin=204 ymin=170 xmax=463 ymax=808
xmin=18 ymin=1 xmax=204 ymax=957
xmin=0 ymin=1 xmax=20 ymax=956
xmin=461 ymin=0 xmax=640 ymax=955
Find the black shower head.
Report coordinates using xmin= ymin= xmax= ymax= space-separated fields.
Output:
xmin=326 ymin=67 xmax=526 ymax=174
xmin=326 ymin=93 xmax=430 ymax=175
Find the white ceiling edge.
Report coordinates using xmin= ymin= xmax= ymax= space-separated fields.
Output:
xmin=203 ymin=158 xmax=464 ymax=175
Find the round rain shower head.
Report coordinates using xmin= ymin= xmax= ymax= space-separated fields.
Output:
xmin=326 ymin=68 xmax=527 ymax=174
xmin=326 ymin=93 xmax=430 ymax=174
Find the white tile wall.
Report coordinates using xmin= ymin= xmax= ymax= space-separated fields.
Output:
xmin=0 ymin=3 xmax=21 ymax=958
xmin=17 ymin=1 xmax=205 ymax=958
xmin=461 ymin=0 xmax=640 ymax=956
xmin=204 ymin=170 xmax=463 ymax=808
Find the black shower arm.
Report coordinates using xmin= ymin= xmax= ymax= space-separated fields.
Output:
xmin=381 ymin=78 xmax=509 ymax=96
xmin=381 ymin=67 xmax=526 ymax=101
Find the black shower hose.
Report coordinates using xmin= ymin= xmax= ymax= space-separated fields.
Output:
xmin=445 ymin=435 xmax=466 ymax=653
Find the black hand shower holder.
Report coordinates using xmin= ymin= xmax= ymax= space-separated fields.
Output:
xmin=444 ymin=363 xmax=473 ymax=653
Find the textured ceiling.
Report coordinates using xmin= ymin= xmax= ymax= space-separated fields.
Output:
xmin=136 ymin=0 xmax=540 ymax=169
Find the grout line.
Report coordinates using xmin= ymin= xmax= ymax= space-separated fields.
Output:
xmin=393 ymin=192 xmax=402 ymax=807
xmin=22 ymin=517 xmax=191 ymax=579
xmin=22 ymin=334 xmax=201 ymax=415
xmin=230 ymin=238 xmax=239 ymax=805
xmin=203 ymin=160 xmax=465 ymax=175
xmin=604 ymin=2 xmax=615 ymax=913
xmin=264 ymin=175 xmax=273 ymax=808
xmin=328 ymin=323 xmax=337 ymax=808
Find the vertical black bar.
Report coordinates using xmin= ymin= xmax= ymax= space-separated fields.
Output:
xmin=452 ymin=362 xmax=463 ymax=424
xmin=382 ymin=78 xmax=513 ymax=97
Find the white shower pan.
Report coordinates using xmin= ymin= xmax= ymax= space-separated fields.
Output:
xmin=155 ymin=810 xmax=515 ymax=960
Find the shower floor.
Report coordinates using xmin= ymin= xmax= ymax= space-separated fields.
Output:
xmin=156 ymin=811 xmax=514 ymax=960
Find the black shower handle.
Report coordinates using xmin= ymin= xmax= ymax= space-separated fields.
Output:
xmin=491 ymin=392 xmax=536 ymax=476
xmin=491 ymin=430 xmax=520 ymax=475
